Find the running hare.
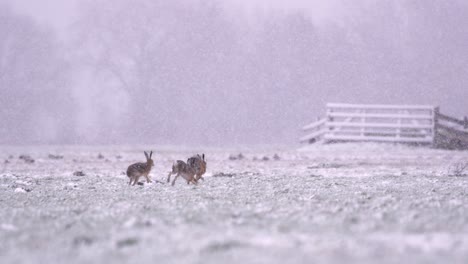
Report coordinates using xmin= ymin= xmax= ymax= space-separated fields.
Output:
xmin=127 ymin=151 xmax=154 ymax=186
xmin=167 ymin=160 xmax=198 ymax=186
xmin=187 ymin=154 xmax=206 ymax=182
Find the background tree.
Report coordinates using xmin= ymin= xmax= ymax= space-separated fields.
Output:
xmin=0 ymin=4 xmax=73 ymax=144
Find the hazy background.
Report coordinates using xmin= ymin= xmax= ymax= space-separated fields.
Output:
xmin=1 ymin=0 xmax=467 ymax=146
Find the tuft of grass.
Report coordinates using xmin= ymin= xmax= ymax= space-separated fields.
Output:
xmin=447 ymin=162 xmax=468 ymax=177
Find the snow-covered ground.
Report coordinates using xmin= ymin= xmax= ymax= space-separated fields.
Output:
xmin=1 ymin=143 xmax=468 ymax=264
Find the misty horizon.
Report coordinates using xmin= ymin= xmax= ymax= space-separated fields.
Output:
xmin=1 ymin=0 xmax=467 ymax=146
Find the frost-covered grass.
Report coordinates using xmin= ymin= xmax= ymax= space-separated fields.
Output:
xmin=1 ymin=143 xmax=468 ymax=264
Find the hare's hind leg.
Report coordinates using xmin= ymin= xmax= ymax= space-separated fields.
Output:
xmin=128 ymin=174 xmax=135 ymax=185
xmin=167 ymin=171 xmax=173 ymax=183
xmin=132 ymin=175 xmax=141 ymax=186
xmin=171 ymin=173 xmax=180 ymax=186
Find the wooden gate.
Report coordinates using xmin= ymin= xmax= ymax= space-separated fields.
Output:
xmin=301 ymin=103 xmax=468 ymax=149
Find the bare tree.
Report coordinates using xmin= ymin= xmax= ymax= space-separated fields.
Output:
xmin=73 ymin=0 xmax=240 ymax=144
xmin=0 ymin=4 xmax=73 ymax=144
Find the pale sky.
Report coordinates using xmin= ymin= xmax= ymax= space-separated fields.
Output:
xmin=5 ymin=0 xmax=344 ymax=31
xmin=4 ymin=0 xmax=80 ymax=30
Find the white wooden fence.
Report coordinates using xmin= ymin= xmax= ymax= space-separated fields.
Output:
xmin=301 ymin=103 xmax=437 ymax=145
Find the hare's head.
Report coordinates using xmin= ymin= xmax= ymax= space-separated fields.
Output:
xmin=144 ymin=151 xmax=154 ymax=167
xmin=196 ymin=153 xmax=205 ymax=161
xmin=197 ymin=153 xmax=207 ymax=170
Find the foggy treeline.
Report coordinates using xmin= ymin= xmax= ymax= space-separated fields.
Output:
xmin=1 ymin=0 xmax=467 ymax=145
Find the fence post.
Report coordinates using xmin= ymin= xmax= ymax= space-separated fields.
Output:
xmin=326 ymin=105 xmax=333 ymax=136
xmin=433 ymin=107 xmax=439 ymax=147
xmin=396 ymin=109 xmax=402 ymax=139
xmin=360 ymin=108 xmax=365 ymax=137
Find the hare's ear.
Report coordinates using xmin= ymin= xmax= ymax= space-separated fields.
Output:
xmin=150 ymin=151 xmax=153 ymax=158
xmin=144 ymin=151 xmax=149 ymax=160
xmin=202 ymin=154 xmax=205 ymax=161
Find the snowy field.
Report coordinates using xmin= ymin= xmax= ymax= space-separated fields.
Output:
xmin=1 ymin=143 xmax=468 ymax=264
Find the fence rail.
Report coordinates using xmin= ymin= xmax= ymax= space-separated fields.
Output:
xmin=437 ymin=112 xmax=468 ymax=128
xmin=300 ymin=118 xmax=327 ymax=143
xmin=326 ymin=103 xmax=435 ymax=110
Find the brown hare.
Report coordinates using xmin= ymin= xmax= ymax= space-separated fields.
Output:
xmin=187 ymin=154 xmax=206 ymax=182
xmin=127 ymin=151 xmax=154 ymax=186
xmin=167 ymin=160 xmax=198 ymax=186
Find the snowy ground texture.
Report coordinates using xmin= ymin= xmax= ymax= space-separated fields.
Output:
xmin=1 ymin=143 xmax=468 ymax=264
